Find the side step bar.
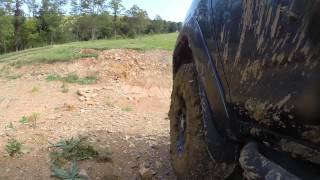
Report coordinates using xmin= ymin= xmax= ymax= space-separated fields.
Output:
xmin=239 ymin=141 xmax=301 ymax=180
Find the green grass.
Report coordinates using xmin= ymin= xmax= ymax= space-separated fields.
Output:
xmin=0 ymin=33 xmax=178 ymax=66
xmin=46 ymin=73 xmax=98 ymax=85
xmin=46 ymin=74 xmax=61 ymax=81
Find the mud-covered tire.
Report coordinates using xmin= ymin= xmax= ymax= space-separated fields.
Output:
xmin=169 ymin=63 xmax=210 ymax=179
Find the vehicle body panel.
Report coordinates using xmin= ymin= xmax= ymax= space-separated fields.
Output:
xmin=173 ymin=10 xmax=239 ymax=164
xmin=208 ymin=0 xmax=320 ymax=163
xmin=173 ymin=0 xmax=320 ymax=178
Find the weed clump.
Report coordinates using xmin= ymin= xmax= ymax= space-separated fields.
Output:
xmin=49 ymin=136 xmax=111 ymax=164
xmin=46 ymin=73 xmax=98 ymax=85
xmin=20 ymin=113 xmax=40 ymax=127
xmin=49 ymin=136 xmax=111 ymax=179
xmin=51 ymin=161 xmax=82 ymax=180
xmin=20 ymin=116 xmax=29 ymax=124
xmin=6 ymin=139 xmax=22 ymax=156
xmin=50 ymin=136 xmax=98 ymax=162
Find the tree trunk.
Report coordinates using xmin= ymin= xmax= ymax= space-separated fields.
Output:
xmin=50 ymin=32 xmax=53 ymax=45
xmin=14 ymin=0 xmax=23 ymax=51
xmin=91 ymin=27 xmax=96 ymax=40
xmin=77 ymin=26 xmax=80 ymax=41
xmin=3 ymin=40 xmax=6 ymax=53
xmin=113 ymin=13 xmax=117 ymax=39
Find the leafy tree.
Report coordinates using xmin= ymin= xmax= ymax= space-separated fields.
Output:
xmin=95 ymin=13 xmax=113 ymax=39
xmin=151 ymin=15 xmax=165 ymax=33
xmin=38 ymin=0 xmax=67 ymax=44
xmin=80 ymin=0 xmax=106 ymax=15
xmin=0 ymin=9 xmax=14 ymax=53
xmin=0 ymin=0 xmax=183 ymax=55
xmin=108 ymin=0 xmax=124 ymax=38
xmin=168 ymin=21 xmax=179 ymax=32
xmin=69 ymin=0 xmax=81 ymax=40
xmin=26 ymin=0 xmax=38 ymax=17
xmin=0 ymin=0 xmax=14 ymax=15
xmin=21 ymin=18 xmax=43 ymax=48
xmin=125 ymin=5 xmax=149 ymax=37
xmin=13 ymin=0 xmax=25 ymax=51
xmin=70 ymin=0 xmax=80 ymax=15
xmin=78 ymin=0 xmax=108 ymax=40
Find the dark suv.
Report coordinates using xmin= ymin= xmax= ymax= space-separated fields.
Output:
xmin=169 ymin=0 xmax=320 ymax=179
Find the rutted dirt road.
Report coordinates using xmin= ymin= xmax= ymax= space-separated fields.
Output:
xmin=0 ymin=49 xmax=175 ymax=179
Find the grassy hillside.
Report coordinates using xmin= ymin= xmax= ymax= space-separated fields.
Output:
xmin=0 ymin=33 xmax=178 ymax=67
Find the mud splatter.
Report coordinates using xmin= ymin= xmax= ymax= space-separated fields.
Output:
xmin=279 ymin=139 xmax=320 ymax=164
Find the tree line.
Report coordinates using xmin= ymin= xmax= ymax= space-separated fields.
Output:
xmin=0 ymin=0 xmax=182 ymax=54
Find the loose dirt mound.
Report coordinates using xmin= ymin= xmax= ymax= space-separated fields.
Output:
xmin=0 ymin=49 xmax=175 ymax=179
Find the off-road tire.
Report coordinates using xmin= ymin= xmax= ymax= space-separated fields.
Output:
xmin=169 ymin=63 xmax=210 ymax=179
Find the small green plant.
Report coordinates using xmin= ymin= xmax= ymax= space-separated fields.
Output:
xmin=61 ymin=82 xmax=69 ymax=93
xmin=122 ymin=106 xmax=133 ymax=112
xmin=49 ymin=136 xmax=112 ymax=166
xmin=49 ymin=137 xmax=98 ymax=164
xmin=51 ymin=161 xmax=82 ymax=180
xmin=5 ymin=122 xmax=15 ymax=130
xmin=49 ymin=136 xmax=111 ymax=179
xmin=31 ymin=86 xmax=39 ymax=93
xmin=20 ymin=113 xmax=39 ymax=127
xmin=6 ymin=139 xmax=23 ymax=156
xmin=20 ymin=116 xmax=29 ymax=124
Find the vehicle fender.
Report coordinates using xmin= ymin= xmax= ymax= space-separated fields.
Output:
xmin=173 ymin=17 xmax=239 ymax=164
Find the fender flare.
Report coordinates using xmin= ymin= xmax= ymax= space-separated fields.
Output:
xmin=173 ymin=17 xmax=239 ymax=164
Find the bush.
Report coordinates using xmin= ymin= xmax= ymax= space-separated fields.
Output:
xmin=6 ymin=139 xmax=23 ymax=156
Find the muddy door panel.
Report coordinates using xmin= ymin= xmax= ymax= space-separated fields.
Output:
xmin=210 ymin=0 xmax=320 ymax=163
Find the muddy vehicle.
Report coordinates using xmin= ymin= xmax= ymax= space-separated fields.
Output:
xmin=169 ymin=0 xmax=320 ymax=179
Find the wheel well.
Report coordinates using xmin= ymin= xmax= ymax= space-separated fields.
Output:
xmin=173 ymin=36 xmax=194 ymax=78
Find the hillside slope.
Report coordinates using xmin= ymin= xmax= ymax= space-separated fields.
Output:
xmin=0 ymin=35 xmax=176 ymax=179
xmin=0 ymin=33 xmax=177 ymax=67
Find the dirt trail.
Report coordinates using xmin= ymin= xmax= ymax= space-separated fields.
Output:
xmin=0 ymin=49 xmax=175 ymax=179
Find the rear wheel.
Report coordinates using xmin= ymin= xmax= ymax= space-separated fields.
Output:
xmin=169 ymin=63 xmax=211 ymax=179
